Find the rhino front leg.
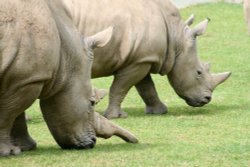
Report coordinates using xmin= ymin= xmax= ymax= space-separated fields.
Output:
xmin=0 ymin=84 xmax=42 ymax=156
xmin=135 ymin=74 xmax=167 ymax=114
xmin=0 ymin=119 xmax=21 ymax=156
xmin=103 ymin=64 xmax=151 ymax=119
xmin=11 ymin=112 xmax=37 ymax=151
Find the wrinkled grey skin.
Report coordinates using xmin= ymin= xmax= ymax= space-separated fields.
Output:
xmin=63 ymin=0 xmax=231 ymax=119
xmin=244 ymin=0 xmax=250 ymax=34
xmin=26 ymin=87 xmax=107 ymax=121
xmin=0 ymin=0 xmax=137 ymax=157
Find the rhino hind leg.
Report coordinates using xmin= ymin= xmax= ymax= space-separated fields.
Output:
xmin=11 ymin=113 xmax=37 ymax=151
xmin=103 ymin=64 xmax=151 ymax=119
xmin=135 ymin=74 xmax=168 ymax=115
xmin=103 ymin=109 xmax=128 ymax=119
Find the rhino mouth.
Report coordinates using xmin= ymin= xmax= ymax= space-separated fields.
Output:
xmin=58 ymin=132 xmax=96 ymax=150
xmin=180 ymin=96 xmax=210 ymax=107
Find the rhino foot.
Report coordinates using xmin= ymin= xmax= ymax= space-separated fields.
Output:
xmin=145 ymin=102 xmax=168 ymax=115
xmin=0 ymin=143 xmax=21 ymax=156
xmin=103 ymin=110 xmax=128 ymax=119
xmin=11 ymin=136 xmax=37 ymax=151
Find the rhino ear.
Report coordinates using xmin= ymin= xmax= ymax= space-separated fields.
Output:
xmin=191 ymin=18 xmax=210 ymax=38
xmin=92 ymin=87 xmax=108 ymax=104
xmin=85 ymin=27 xmax=113 ymax=49
xmin=185 ymin=14 xmax=195 ymax=26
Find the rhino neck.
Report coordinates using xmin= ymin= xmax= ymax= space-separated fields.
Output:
xmin=61 ymin=0 xmax=84 ymax=31
xmin=40 ymin=0 xmax=92 ymax=99
xmin=159 ymin=12 xmax=185 ymax=76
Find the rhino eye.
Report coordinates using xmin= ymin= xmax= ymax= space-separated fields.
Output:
xmin=197 ymin=70 xmax=202 ymax=75
xmin=89 ymin=97 xmax=96 ymax=106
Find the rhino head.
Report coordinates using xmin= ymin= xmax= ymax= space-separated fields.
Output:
xmin=167 ymin=15 xmax=231 ymax=107
xmin=41 ymin=27 xmax=137 ymax=150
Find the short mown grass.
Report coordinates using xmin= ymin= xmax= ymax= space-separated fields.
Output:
xmin=1 ymin=2 xmax=249 ymax=167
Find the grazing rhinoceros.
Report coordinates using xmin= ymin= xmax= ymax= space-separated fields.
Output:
xmin=62 ymin=0 xmax=231 ymax=119
xmin=244 ymin=0 xmax=250 ymax=34
xmin=0 ymin=0 xmax=137 ymax=157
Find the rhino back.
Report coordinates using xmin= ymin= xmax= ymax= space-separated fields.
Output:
xmin=65 ymin=0 xmax=178 ymax=77
xmin=0 ymin=0 xmax=60 ymax=93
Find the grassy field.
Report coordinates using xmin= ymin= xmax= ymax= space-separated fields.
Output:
xmin=1 ymin=2 xmax=249 ymax=167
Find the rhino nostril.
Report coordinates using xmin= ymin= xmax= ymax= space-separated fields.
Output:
xmin=87 ymin=141 xmax=95 ymax=149
xmin=204 ymin=96 xmax=211 ymax=102
xmin=81 ymin=140 xmax=95 ymax=149
xmin=92 ymin=137 xmax=96 ymax=144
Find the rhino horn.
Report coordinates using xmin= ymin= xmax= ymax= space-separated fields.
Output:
xmin=185 ymin=14 xmax=195 ymax=26
xmin=204 ymin=62 xmax=211 ymax=72
xmin=211 ymin=72 xmax=231 ymax=89
xmin=94 ymin=112 xmax=138 ymax=143
xmin=191 ymin=18 xmax=210 ymax=37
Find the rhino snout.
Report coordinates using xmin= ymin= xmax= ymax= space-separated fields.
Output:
xmin=181 ymin=94 xmax=212 ymax=107
xmin=202 ymin=95 xmax=212 ymax=104
xmin=58 ymin=133 xmax=96 ymax=150
xmin=74 ymin=137 xmax=96 ymax=149
xmin=74 ymin=136 xmax=96 ymax=149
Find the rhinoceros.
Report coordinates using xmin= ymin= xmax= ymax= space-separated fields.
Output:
xmin=244 ymin=0 xmax=250 ymax=34
xmin=62 ymin=0 xmax=231 ymax=119
xmin=0 ymin=0 xmax=137 ymax=157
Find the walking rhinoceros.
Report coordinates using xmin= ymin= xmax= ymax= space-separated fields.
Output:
xmin=63 ymin=0 xmax=231 ymax=119
xmin=244 ymin=0 xmax=250 ymax=34
xmin=0 ymin=0 xmax=137 ymax=157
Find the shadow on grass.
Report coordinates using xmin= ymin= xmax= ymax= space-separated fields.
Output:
xmin=120 ymin=103 xmax=241 ymax=118
xmin=94 ymin=142 xmax=157 ymax=152
xmin=8 ymin=142 xmax=157 ymax=158
xmin=28 ymin=103 xmax=241 ymax=126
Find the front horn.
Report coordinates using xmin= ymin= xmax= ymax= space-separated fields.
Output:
xmin=94 ymin=112 xmax=138 ymax=143
xmin=211 ymin=72 xmax=231 ymax=89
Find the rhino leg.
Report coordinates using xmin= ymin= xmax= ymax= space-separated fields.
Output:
xmin=0 ymin=84 xmax=42 ymax=156
xmin=135 ymin=74 xmax=168 ymax=114
xmin=11 ymin=113 xmax=37 ymax=151
xmin=0 ymin=121 xmax=21 ymax=156
xmin=103 ymin=64 xmax=151 ymax=119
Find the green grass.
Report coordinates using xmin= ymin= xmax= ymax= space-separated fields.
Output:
xmin=1 ymin=2 xmax=250 ymax=167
